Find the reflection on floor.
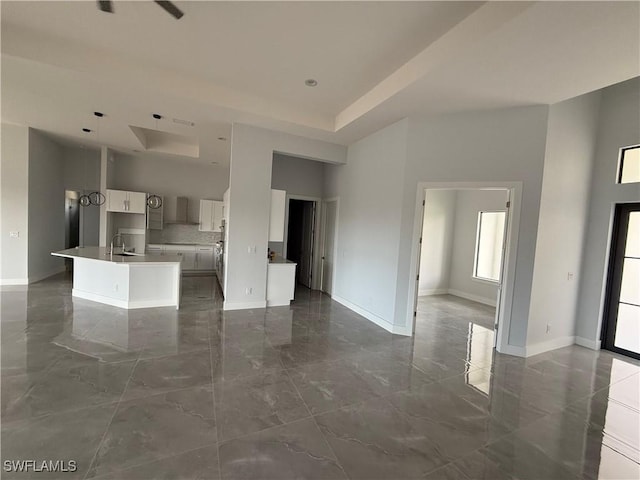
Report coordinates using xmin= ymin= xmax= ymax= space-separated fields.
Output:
xmin=1 ymin=276 xmax=639 ymax=479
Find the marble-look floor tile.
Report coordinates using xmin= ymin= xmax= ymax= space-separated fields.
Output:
xmin=451 ymin=450 xmax=514 ymax=480
xmin=1 ymin=403 xmax=117 ymax=479
xmin=214 ymin=370 xmax=309 ymax=441
xmin=388 ymin=388 xmax=510 ymax=461
xmin=288 ymin=358 xmax=377 ymax=414
xmin=218 ymin=418 xmax=346 ymax=480
xmin=423 ymin=463 xmax=474 ymax=480
xmin=92 ymin=445 xmax=220 ymax=480
xmin=476 ymin=435 xmax=581 ymax=480
xmin=211 ymin=341 xmax=284 ymax=382
xmin=87 ymin=386 xmax=217 ymax=478
xmin=315 ymin=396 xmax=448 ymax=479
xmin=1 ymin=358 xmax=135 ymax=423
xmin=122 ymin=350 xmax=212 ymax=400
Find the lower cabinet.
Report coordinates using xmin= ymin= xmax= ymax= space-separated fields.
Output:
xmin=148 ymin=244 xmax=214 ymax=272
xmin=266 ymin=261 xmax=296 ymax=306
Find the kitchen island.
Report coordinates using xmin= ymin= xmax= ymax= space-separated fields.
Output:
xmin=267 ymin=256 xmax=297 ymax=307
xmin=52 ymin=247 xmax=182 ymax=309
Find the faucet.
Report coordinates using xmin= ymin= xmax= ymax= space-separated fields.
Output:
xmin=110 ymin=233 xmax=126 ymax=256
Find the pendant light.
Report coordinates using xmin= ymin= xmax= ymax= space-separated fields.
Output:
xmin=88 ymin=112 xmax=105 ymax=206
xmin=147 ymin=194 xmax=162 ymax=209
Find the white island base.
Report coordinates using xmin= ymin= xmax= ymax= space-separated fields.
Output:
xmin=53 ymin=247 xmax=182 ymax=309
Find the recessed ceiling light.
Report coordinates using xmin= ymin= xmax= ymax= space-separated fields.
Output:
xmin=82 ymin=128 xmax=92 ymax=133
xmin=94 ymin=111 xmax=104 ymax=117
xmin=210 ymin=161 xmax=218 ymax=165
xmin=152 ymin=113 xmax=162 ymax=120
xmin=305 ymin=79 xmax=318 ymax=87
xmin=217 ymin=137 xmax=227 ymax=141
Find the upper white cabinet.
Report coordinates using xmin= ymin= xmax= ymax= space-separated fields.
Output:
xmin=269 ymin=189 xmax=286 ymax=242
xmin=199 ymin=199 xmax=224 ymax=232
xmin=106 ymin=189 xmax=146 ymax=214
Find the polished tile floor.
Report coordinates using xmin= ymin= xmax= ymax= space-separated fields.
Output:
xmin=2 ymin=275 xmax=639 ymax=479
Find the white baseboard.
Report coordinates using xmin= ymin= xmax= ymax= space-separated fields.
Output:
xmin=29 ymin=266 xmax=66 ymax=284
xmin=223 ymin=300 xmax=267 ymax=311
xmin=575 ymin=336 xmax=601 ymax=350
xmin=418 ymin=288 xmax=448 ymax=296
xmin=447 ymin=289 xmax=496 ymax=307
xmin=72 ymin=290 xmax=178 ymax=309
xmin=0 ymin=278 xmax=29 ymax=286
xmin=266 ymin=299 xmax=292 ymax=307
xmin=498 ymin=344 xmax=527 ymax=357
xmin=332 ymin=295 xmax=412 ymax=336
xmin=526 ymin=336 xmax=576 ymax=357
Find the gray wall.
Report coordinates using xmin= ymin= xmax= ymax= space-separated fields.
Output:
xmin=576 ymin=77 xmax=640 ymax=346
xmin=63 ymin=146 xmax=101 ymax=246
xmin=400 ymin=106 xmax=549 ymax=347
xmin=418 ymin=189 xmax=456 ymax=295
xmin=527 ymin=91 xmax=602 ymax=349
xmin=226 ymin=123 xmax=346 ymax=310
xmin=28 ymin=129 xmax=65 ymax=281
xmin=325 ymin=119 xmax=409 ymax=329
xmin=111 ymin=152 xmax=229 ymax=224
xmin=1 ymin=123 xmax=29 ymax=283
xmin=449 ymin=189 xmax=507 ymax=305
xmin=271 ymin=153 xmax=325 ymax=198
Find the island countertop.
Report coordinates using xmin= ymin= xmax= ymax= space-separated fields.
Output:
xmin=52 ymin=247 xmax=182 ymax=264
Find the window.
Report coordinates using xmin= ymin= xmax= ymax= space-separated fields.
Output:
xmin=618 ymin=145 xmax=640 ymax=184
xmin=473 ymin=211 xmax=506 ymax=282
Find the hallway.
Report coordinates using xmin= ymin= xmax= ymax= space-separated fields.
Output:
xmin=1 ymin=277 xmax=638 ymax=479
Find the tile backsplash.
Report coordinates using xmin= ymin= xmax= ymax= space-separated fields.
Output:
xmin=148 ymin=224 xmax=221 ymax=245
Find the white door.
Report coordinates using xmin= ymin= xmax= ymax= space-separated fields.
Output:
xmin=321 ymin=200 xmax=337 ymax=295
xmin=493 ymin=193 xmax=511 ymax=346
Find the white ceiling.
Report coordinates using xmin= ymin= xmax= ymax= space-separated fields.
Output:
xmin=1 ymin=1 xmax=639 ymax=166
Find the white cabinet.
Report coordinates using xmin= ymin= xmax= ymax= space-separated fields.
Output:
xmin=267 ymin=260 xmax=296 ymax=306
xmin=196 ymin=246 xmax=214 ymax=271
xmin=199 ymin=199 xmax=224 ymax=232
xmin=107 ymin=189 xmax=147 ymax=214
xmin=269 ymin=189 xmax=286 ymax=242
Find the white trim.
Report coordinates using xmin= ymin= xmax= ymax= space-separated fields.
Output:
xmin=406 ymin=181 xmax=522 ymax=357
xmin=575 ymin=336 xmax=601 ymax=350
xmin=0 ymin=278 xmax=29 ymax=286
xmin=223 ymin=300 xmax=267 ymax=311
xmin=333 ymin=295 xmax=412 ymax=336
xmin=266 ymin=299 xmax=291 ymax=307
xmin=28 ymin=266 xmax=66 ymax=284
xmin=320 ymin=197 xmax=339 ymax=296
xmin=73 ymin=289 xmax=128 ymax=309
xmin=72 ymin=289 xmax=179 ymax=309
xmin=447 ymin=289 xmax=496 ymax=307
xmin=500 ymin=344 xmax=527 ymax=357
xmin=418 ymin=288 xmax=448 ymax=296
xmin=525 ymin=336 xmax=576 ymax=357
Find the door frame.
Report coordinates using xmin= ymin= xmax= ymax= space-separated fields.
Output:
xmin=407 ymin=181 xmax=523 ymax=355
xmin=601 ymin=202 xmax=640 ymax=360
xmin=320 ymin=197 xmax=340 ymax=295
xmin=283 ymin=194 xmax=322 ymax=290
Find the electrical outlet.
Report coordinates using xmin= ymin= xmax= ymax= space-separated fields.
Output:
xmin=546 ymin=324 xmax=551 ymax=334
xmin=9 ymin=231 xmax=19 ymax=238
xmin=245 ymin=287 xmax=252 ymax=295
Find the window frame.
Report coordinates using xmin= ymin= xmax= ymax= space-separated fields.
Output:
xmin=617 ymin=144 xmax=640 ymax=184
xmin=472 ymin=210 xmax=506 ymax=284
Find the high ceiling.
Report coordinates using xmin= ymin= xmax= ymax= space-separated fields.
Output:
xmin=2 ymin=1 xmax=639 ymax=166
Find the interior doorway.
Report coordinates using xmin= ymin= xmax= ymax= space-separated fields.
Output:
xmin=285 ymin=198 xmax=316 ymax=288
xmin=64 ymin=190 xmax=81 ymax=271
xmin=602 ymin=202 xmax=640 ymax=360
xmin=408 ymin=182 xmax=522 ymax=355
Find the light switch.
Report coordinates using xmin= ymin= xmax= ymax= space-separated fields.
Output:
xmin=9 ymin=231 xmax=19 ymax=238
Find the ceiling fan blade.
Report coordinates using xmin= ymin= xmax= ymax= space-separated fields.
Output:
xmin=97 ymin=0 xmax=113 ymax=13
xmin=154 ymin=1 xmax=184 ymax=19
